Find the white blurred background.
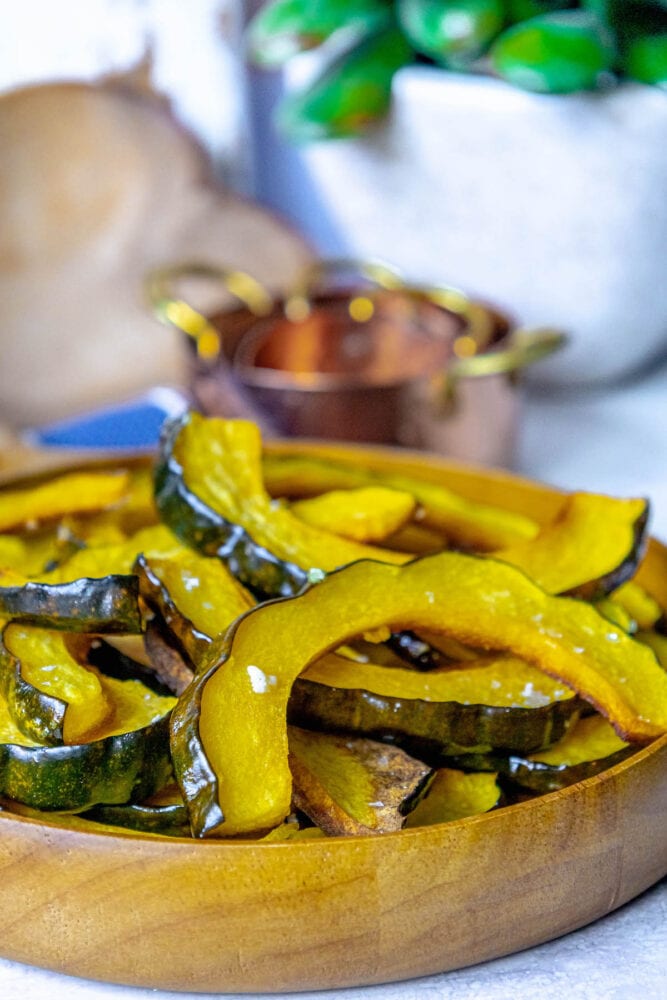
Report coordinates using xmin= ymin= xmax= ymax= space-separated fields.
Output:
xmin=1 ymin=0 xmax=667 ymax=540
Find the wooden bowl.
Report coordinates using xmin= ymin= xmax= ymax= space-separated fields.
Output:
xmin=0 ymin=442 xmax=665 ymax=993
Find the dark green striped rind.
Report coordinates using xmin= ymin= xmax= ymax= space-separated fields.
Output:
xmin=0 ymin=631 xmax=66 ymax=746
xmin=0 ymin=574 xmax=142 ymax=633
xmin=449 ymin=744 xmax=637 ymax=792
xmin=84 ymin=796 xmax=190 ymax=837
xmin=154 ymin=414 xmax=307 ymax=599
xmin=287 ymin=678 xmax=584 ymax=758
xmin=0 ymin=714 xmax=172 ymax=812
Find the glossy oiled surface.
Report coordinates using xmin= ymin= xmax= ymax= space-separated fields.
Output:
xmin=0 ymin=443 xmax=665 ymax=993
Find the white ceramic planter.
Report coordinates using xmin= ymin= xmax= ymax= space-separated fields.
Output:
xmin=249 ymin=65 xmax=667 ymax=386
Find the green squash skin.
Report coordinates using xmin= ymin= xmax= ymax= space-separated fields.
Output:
xmin=168 ymin=621 xmax=239 ymax=837
xmin=450 ymin=744 xmax=637 ymax=793
xmin=287 ymin=678 xmax=584 ymax=759
xmin=154 ymin=415 xmax=308 ymax=599
xmin=0 ymin=633 xmax=66 ymax=746
xmin=134 ymin=554 xmax=212 ymax=668
xmin=0 ymin=714 xmax=172 ymax=812
xmin=83 ymin=797 xmax=190 ymax=837
xmin=0 ymin=574 xmax=143 ymax=633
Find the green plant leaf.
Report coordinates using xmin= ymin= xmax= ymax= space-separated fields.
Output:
xmin=508 ymin=2 xmax=577 ymax=22
xmin=581 ymin=0 xmax=667 ymax=40
xmin=276 ymin=25 xmax=413 ymax=141
xmin=247 ymin=0 xmax=392 ymax=67
xmin=490 ymin=10 xmax=617 ymax=91
xmin=396 ymin=0 xmax=506 ymax=67
xmin=623 ymin=31 xmax=667 ymax=84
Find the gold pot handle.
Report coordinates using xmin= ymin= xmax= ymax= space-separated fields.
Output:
xmin=448 ymin=327 xmax=567 ymax=380
xmin=145 ymin=263 xmax=273 ymax=360
xmin=145 ymin=259 xmax=566 ymax=377
xmin=283 ymin=257 xmax=404 ymax=321
xmin=287 ymin=257 xmax=500 ymax=351
xmin=288 ymin=257 xmax=405 ymax=295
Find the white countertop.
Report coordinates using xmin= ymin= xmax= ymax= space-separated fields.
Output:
xmin=1 ymin=364 xmax=666 ymax=999
xmin=519 ymin=360 xmax=667 ymax=544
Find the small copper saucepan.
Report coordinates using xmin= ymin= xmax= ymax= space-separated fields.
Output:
xmin=146 ymin=259 xmax=566 ymax=468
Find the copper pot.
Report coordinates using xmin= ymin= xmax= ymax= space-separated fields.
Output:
xmin=146 ymin=259 xmax=565 ymax=468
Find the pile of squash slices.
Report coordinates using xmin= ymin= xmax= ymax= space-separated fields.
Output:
xmin=0 ymin=410 xmax=666 ymax=841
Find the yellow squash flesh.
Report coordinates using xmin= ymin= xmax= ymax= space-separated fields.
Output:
xmin=185 ymin=551 xmax=667 ymax=837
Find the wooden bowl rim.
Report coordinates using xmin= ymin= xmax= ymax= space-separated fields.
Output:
xmin=0 ymin=729 xmax=665 ymax=854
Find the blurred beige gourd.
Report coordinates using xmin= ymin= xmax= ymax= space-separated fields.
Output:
xmin=0 ymin=80 xmax=310 ymax=429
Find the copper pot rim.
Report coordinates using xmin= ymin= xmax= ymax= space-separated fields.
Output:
xmin=145 ymin=258 xmax=567 ymax=393
xmin=229 ymin=292 xmax=458 ymax=393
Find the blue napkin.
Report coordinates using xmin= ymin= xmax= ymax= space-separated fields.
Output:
xmin=29 ymin=389 xmax=188 ymax=451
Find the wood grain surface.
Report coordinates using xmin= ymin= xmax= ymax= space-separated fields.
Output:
xmin=0 ymin=443 xmax=664 ymax=992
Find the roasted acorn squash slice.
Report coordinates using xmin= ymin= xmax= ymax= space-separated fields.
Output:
xmin=289 ymin=654 xmax=582 ymax=758
xmin=0 ymin=470 xmax=130 ymax=532
xmin=0 ymin=673 xmax=174 ymax=812
xmin=0 ymin=525 xmax=181 ymax=633
xmin=262 ymin=452 xmax=538 ymax=550
xmin=288 ymin=726 xmax=431 ymax=836
xmin=0 ymin=624 xmax=113 ymax=744
xmin=83 ymin=782 xmax=190 ymax=837
xmin=171 ymin=550 xmax=667 ymax=837
xmin=134 ymin=549 xmax=255 ymax=667
xmin=155 ymin=412 xmax=410 ymax=598
xmin=494 ymin=492 xmax=649 ymax=598
xmin=0 ymin=570 xmax=142 ymax=633
xmin=403 ymin=768 xmax=501 ymax=827
xmin=291 ymin=486 xmax=416 ymax=543
xmin=452 ymin=714 xmax=635 ymax=794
